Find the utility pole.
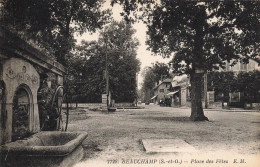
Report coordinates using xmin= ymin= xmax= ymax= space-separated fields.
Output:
xmin=105 ymin=33 xmax=109 ymax=110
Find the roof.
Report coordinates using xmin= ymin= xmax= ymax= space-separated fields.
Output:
xmin=166 ymin=91 xmax=179 ymax=96
xmin=151 ymin=95 xmax=158 ymax=100
xmin=153 ymin=78 xmax=172 ymax=90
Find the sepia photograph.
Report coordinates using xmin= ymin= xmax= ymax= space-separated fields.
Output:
xmin=0 ymin=0 xmax=259 ymax=167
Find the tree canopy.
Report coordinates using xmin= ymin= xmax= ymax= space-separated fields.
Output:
xmin=100 ymin=20 xmax=141 ymax=102
xmin=207 ymin=70 xmax=260 ymax=103
xmin=2 ymin=0 xmax=111 ymax=64
xmin=66 ymin=20 xmax=140 ymax=103
xmin=142 ymin=1 xmax=259 ymax=74
xmin=141 ymin=62 xmax=170 ymax=102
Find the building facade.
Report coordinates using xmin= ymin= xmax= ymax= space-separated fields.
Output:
xmin=0 ymin=30 xmax=65 ymax=144
xmin=152 ymin=79 xmax=172 ymax=105
xmin=152 ymin=59 xmax=260 ymax=109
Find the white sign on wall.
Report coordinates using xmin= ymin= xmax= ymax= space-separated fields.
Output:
xmin=102 ymin=94 xmax=107 ymax=104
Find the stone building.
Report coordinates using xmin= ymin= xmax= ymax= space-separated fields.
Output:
xmin=168 ymin=75 xmax=190 ymax=107
xmin=221 ymin=59 xmax=260 ymax=72
xmin=152 ymin=78 xmax=172 ymax=105
xmin=0 ymin=30 xmax=65 ymax=145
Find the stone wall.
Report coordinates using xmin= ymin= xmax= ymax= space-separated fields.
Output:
xmin=208 ymin=102 xmax=223 ymax=109
xmin=114 ymin=103 xmax=135 ymax=107
xmin=62 ymin=103 xmax=104 ymax=109
xmin=62 ymin=103 xmax=135 ymax=109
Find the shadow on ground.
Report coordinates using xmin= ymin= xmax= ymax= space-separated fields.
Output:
xmin=82 ymin=140 xmax=102 ymax=159
xmin=134 ymin=116 xmax=190 ymax=122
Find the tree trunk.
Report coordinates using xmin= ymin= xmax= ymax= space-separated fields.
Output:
xmin=190 ymin=72 xmax=209 ymax=121
xmin=189 ymin=6 xmax=208 ymax=121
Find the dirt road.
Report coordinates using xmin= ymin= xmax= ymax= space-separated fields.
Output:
xmin=68 ymin=104 xmax=260 ymax=167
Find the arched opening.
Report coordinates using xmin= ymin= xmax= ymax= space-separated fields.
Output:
xmin=12 ymin=85 xmax=32 ymax=141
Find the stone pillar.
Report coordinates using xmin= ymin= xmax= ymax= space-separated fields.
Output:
xmin=181 ymin=87 xmax=187 ymax=106
xmin=4 ymin=103 xmax=12 ymax=143
xmin=57 ymin=75 xmax=63 ymax=86
xmin=1 ymin=58 xmax=40 ymax=143
xmin=32 ymin=88 xmax=40 ymax=132
xmin=207 ymin=91 xmax=215 ymax=108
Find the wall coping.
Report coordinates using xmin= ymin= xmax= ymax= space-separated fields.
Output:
xmin=0 ymin=30 xmax=65 ymax=76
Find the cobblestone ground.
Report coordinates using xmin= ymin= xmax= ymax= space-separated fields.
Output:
xmin=68 ymin=104 xmax=260 ymax=167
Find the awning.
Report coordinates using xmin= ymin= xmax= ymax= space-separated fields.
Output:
xmin=151 ymin=95 xmax=157 ymax=100
xmin=171 ymin=83 xmax=181 ymax=88
xmin=167 ymin=91 xmax=179 ymax=95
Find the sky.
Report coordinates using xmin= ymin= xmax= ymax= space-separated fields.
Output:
xmin=75 ymin=1 xmax=171 ymax=89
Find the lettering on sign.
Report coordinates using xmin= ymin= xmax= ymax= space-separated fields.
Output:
xmin=6 ymin=66 xmax=39 ymax=84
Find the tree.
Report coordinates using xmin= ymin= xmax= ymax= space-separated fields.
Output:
xmin=141 ymin=66 xmax=156 ymax=102
xmin=207 ymin=70 xmax=260 ymax=104
xmin=99 ymin=20 xmax=140 ymax=103
xmin=236 ymin=71 xmax=260 ymax=103
xmin=2 ymin=0 xmax=111 ymax=64
xmin=65 ymin=40 xmax=105 ymax=103
xmin=112 ymin=0 xmax=260 ymax=121
xmin=66 ymin=20 xmax=140 ymax=103
xmin=151 ymin=62 xmax=171 ymax=84
xmin=207 ymin=71 xmax=237 ymax=102
xmin=141 ymin=62 xmax=170 ymax=102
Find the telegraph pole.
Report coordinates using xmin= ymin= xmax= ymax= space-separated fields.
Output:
xmin=105 ymin=33 xmax=109 ymax=110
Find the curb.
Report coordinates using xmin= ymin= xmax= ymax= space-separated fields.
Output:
xmin=178 ymin=107 xmax=260 ymax=112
